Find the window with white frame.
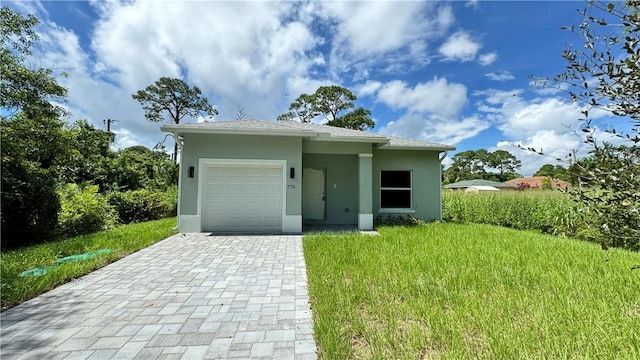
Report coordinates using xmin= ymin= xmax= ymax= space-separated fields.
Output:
xmin=380 ymin=170 xmax=412 ymax=209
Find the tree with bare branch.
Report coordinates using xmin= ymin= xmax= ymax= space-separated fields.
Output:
xmin=133 ymin=77 xmax=217 ymax=162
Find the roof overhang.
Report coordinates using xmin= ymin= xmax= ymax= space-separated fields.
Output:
xmin=160 ymin=125 xmax=318 ymax=138
xmin=161 ymin=121 xmax=455 ymax=150
xmin=308 ymin=135 xmax=389 ymax=144
xmin=379 ymin=145 xmax=456 ymax=151
xmin=161 ymin=125 xmax=390 ymax=144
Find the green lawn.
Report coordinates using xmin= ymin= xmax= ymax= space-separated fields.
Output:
xmin=1 ymin=217 xmax=177 ymax=310
xmin=303 ymin=223 xmax=640 ymax=359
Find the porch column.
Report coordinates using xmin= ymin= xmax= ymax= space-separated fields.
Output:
xmin=358 ymin=153 xmax=374 ymax=230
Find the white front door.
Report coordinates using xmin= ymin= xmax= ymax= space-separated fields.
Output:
xmin=303 ymin=168 xmax=325 ymax=220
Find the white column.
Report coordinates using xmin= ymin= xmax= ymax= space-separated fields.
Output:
xmin=358 ymin=153 xmax=374 ymax=230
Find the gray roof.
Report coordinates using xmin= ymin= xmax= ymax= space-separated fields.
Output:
xmin=383 ymin=135 xmax=454 ymax=150
xmin=162 ymin=119 xmax=455 ymax=151
xmin=163 ymin=119 xmax=311 ymax=133
xmin=444 ymin=179 xmax=517 ymax=189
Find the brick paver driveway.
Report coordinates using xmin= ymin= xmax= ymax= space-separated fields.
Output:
xmin=0 ymin=234 xmax=316 ymax=359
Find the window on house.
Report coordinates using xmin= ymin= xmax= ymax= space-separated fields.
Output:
xmin=380 ymin=170 xmax=412 ymax=208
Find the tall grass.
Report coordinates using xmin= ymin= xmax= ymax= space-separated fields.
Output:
xmin=1 ymin=217 xmax=177 ymax=310
xmin=304 ymin=224 xmax=640 ymax=359
xmin=443 ymin=190 xmax=600 ymax=241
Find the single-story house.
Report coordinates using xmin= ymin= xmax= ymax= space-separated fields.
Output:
xmin=464 ymin=185 xmax=500 ymax=194
xmin=506 ymin=176 xmax=571 ymax=191
xmin=444 ymin=179 xmax=517 ymax=190
xmin=161 ymin=119 xmax=455 ymax=234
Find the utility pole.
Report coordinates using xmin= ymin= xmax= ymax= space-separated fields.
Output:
xmin=103 ymin=119 xmax=118 ymax=143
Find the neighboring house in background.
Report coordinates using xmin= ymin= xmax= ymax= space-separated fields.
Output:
xmin=161 ymin=119 xmax=455 ymax=233
xmin=444 ymin=179 xmax=517 ymax=191
xmin=506 ymin=176 xmax=571 ymax=191
xmin=464 ymin=185 xmax=500 ymax=193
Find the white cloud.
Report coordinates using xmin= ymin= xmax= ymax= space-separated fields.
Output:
xmin=365 ymin=77 xmax=473 ymax=146
xmin=112 ymin=128 xmax=142 ymax=151
xmin=322 ymin=2 xmax=454 ymax=76
xmin=322 ymin=1 xmax=432 ymax=55
xmin=436 ymin=5 xmax=455 ymax=29
xmin=496 ymin=130 xmax=582 ymax=176
xmin=485 ymin=71 xmax=515 ymax=81
xmin=438 ymin=31 xmax=481 ymax=62
xmin=7 ymin=0 xmax=48 ymax=17
xmin=497 ymin=98 xmax=585 ymax=138
xmin=478 ymin=52 xmax=497 ymax=66
xmin=473 ymin=89 xmax=622 ymax=175
xmin=24 ymin=19 xmax=158 ymax=151
xmin=90 ymin=0 xmax=322 ymax=119
xmin=375 ymin=78 xmax=468 ymax=118
xmin=474 ymin=89 xmax=523 ymax=105
xmin=357 ymin=81 xmax=383 ymax=98
xmin=379 ymin=114 xmax=489 ymax=145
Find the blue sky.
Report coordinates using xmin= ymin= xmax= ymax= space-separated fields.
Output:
xmin=8 ymin=0 xmax=615 ymax=175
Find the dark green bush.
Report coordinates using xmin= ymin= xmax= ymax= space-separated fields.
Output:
xmin=1 ymin=162 xmax=60 ymax=249
xmin=58 ymin=183 xmax=116 ymax=238
xmin=108 ymin=187 xmax=177 ymax=224
xmin=375 ymin=214 xmax=425 ymax=227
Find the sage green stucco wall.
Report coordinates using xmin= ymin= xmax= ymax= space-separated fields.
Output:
xmin=302 ymin=154 xmax=359 ymax=225
xmin=372 ymin=149 xmax=443 ymax=221
xmin=179 ymin=134 xmax=302 ymax=216
xmin=302 ymin=140 xmax=372 ymax=155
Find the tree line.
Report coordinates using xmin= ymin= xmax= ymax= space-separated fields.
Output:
xmin=442 ymin=148 xmax=599 ymax=186
xmin=443 ymin=149 xmax=523 ymax=184
xmin=1 ymin=7 xmax=178 ymax=250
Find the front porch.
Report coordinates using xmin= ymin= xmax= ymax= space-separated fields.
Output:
xmin=301 ymin=153 xmax=373 ymax=231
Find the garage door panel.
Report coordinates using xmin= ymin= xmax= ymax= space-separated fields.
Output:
xmin=263 ymin=216 xmax=281 ymax=226
xmin=205 ymin=188 xmax=224 ymax=196
xmin=244 ymin=179 xmax=263 ymax=186
xmin=203 ymin=163 xmax=283 ymax=232
xmin=224 ymin=216 xmax=246 ymax=227
xmin=244 ymin=184 xmax=264 ymax=194
xmin=264 ymin=175 xmax=281 ymax=182
xmin=262 ymin=199 xmax=282 ymax=213
xmin=226 ymin=202 xmax=245 ymax=212
xmin=244 ymin=217 xmax=264 ymax=227
xmin=226 ymin=167 xmax=245 ymax=176
xmin=245 ymin=167 xmax=265 ymax=176
xmin=263 ymin=167 xmax=281 ymax=176
xmin=206 ymin=200 xmax=225 ymax=211
xmin=208 ymin=167 xmax=225 ymax=177
xmin=225 ymin=183 xmax=245 ymax=194
xmin=263 ymin=184 xmax=280 ymax=194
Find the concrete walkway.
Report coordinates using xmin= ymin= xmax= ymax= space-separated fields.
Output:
xmin=0 ymin=234 xmax=317 ymax=359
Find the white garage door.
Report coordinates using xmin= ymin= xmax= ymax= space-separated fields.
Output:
xmin=202 ymin=163 xmax=283 ymax=233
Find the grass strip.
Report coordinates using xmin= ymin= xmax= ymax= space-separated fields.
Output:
xmin=303 ymin=223 xmax=640 ymax=359
xmin=1 ymin=217 xmax=177 ymax=310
